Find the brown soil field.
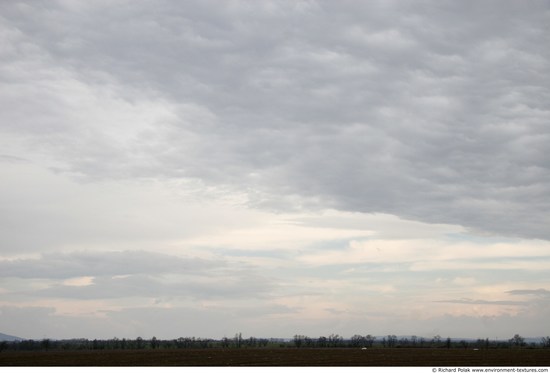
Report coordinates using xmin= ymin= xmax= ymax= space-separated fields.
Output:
xmin=1 ymin=348 xmax=550 ymax=366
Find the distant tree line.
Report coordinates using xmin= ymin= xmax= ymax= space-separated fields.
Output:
xmin=292 ymin=334 xmax=550 ymax=350
xmin=1 ymin=334 xmax=549 ymax=352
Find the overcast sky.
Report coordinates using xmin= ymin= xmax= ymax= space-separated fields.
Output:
xmin=1 ymin=0 xmax=549 ymax=341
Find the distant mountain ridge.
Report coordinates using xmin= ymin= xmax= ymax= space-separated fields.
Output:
xmin=0 ymin=332 xmax=24 ymax=341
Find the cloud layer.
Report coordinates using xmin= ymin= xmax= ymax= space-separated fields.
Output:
xmin=1 ymin=1 xmax=549 ymax=340
xmin=1 ymin=0 xmax=549 ymax=239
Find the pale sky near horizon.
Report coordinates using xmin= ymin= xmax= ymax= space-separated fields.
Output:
xmin=1 ymin=0 xmax=549 ymax=340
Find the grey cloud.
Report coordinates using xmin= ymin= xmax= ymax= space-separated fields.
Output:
xmin=1 ymin=1 xmax=549 ymax=239
xmin=437 ymin=288 xmax=550 ymax=307
xmin=0 ymin=304 xmax=297 ymax=339
xmin=375 ymin=311 xmax=550 ymax=340
xmin=0 ymin=306 xmax=70 ymax=340
xmin=507 ymin=288 xmax=550 ymax=297
xmin=0 ymin=154 xmax=29 ymax=163
xmin=0 ymin=250 xmax=276 ymax=301
xmin=0 ymin=160 xmax=248 ymax=254
xmin=2 ymin=302 xmax=547 ymax=340
xmin=435 ymin=298 xmax=526 ymax=306
xmin=0 ymin=250 xmax=220 ymax=279
xmin=32 ymin=272 xmax=274 ymax=300
xmin=104 ymin=304 xmax=298 ymax=339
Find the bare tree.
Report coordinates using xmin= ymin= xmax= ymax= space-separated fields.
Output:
xmin=221 ymin=337 xmax=230 ymax=348
xmin=328 ymin=334 xmax=343 ymax=347
xmin=509 ymin=334 xmax=525 ymax=347
xmin=350 ymin=335 xmax=365 ymax=347
xmin=387 ymin=335 xmax=397 ymax=348
xmin=365 ymin=335 xmax=376 ymax=348
xmin=234 ymin=333 xmax=242 ymax=348
xmin=293 ymin=335 xmax=305 ymax=348
xmin=151 ymin=336 xmax=159 ymax=349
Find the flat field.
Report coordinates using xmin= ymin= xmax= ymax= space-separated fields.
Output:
xmin=1 ymin=348 xmax=550 ymax=366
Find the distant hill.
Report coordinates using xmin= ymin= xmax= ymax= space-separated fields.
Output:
xmin=0 ymin=332 xmax=24 ymax=341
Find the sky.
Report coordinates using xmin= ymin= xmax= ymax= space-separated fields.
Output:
xmin=0 ymin=0 xmax=549 ymax=341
